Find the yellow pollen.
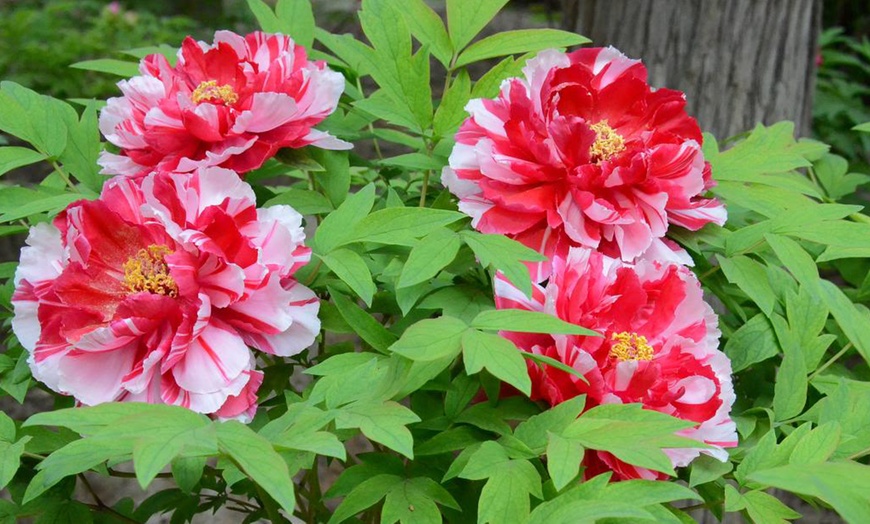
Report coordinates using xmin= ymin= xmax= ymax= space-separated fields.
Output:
xmin=123 ymin=245 xmax=178 ymax=297
xmin=191 ymin=80 xmax=239 ymax=105
xmin=589 ymin=120 xmax=626 ymax=163
xmin=609 ymin=331 xmax=654 ymax=362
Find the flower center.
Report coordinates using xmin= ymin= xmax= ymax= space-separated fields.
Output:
xmin=589 ymin=120 xmax=626 ymax=164
xmin=609 ymin=331 xmax=654 ymax=362
xmin=191 ymin=80 xmax=238 ymax=105
xmin=123 ymin=245 xmax=178 ymax=297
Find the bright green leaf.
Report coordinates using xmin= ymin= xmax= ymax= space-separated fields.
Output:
xmin=389 ymin=316 xmax=468 ymax=361
xmin=472 ymin=308 xmax=599 ymax=336
xmin=0 ymin=147 xmax=45 ymax=177
xmin=461 ymin=329 xmax=531 ymax=396
xmin=455 ymin=29 xmax=588 ymax=67
xmin=321 ymin=249 xmax=376 ymax=306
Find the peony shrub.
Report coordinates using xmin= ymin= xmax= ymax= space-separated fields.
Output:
xmin=0 ymin=1 xmax=869 ymax=523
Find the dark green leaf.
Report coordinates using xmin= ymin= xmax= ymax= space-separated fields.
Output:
xmin=330 ymin=288 xmax=397 ymax=353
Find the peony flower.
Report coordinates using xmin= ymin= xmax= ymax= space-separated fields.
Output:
xmin=99 ymin=30 xmax=350 ymax=178
xmin=12 ymin=167 xmax=320 ymax=421
xmin=494 ymin=247 xmax=736 ymax=480
xmin=443 ymin=47 xmax=726 ymax=280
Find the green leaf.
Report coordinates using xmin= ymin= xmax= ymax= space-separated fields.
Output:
xmin=132 ymin=424 xmax=215 ymax=489
xmin=455 ymin=29 xmax=588 ymax=67
xmin=171 ymin=455 xmax=207 ymax=493
xmin=514 ymin=396 xmax=586 ymax=452
xmin=335 ymin=400 xmax=421 ymax=458
xmin=0 ymin=193 xmax=82 ymax=223
xmin=378 ymin=152 xmax=444 ymax=171
xmin=0 ymin=437 xmax=29 ymax=490
xmin=330 ymin=288 xmax=397 ymax=353
xmin=561 ymin=403 xmax=699 ymax=476
xmin=69 ymin=59 xmax=140 ymax=77
xmin=354 ymin=90 xmax=422 ymax=131
xmin=472 ymin=308 xmax=600 ymax=336
xmin=349 ymin=207 xmax=467 ymax=246
xmin=388 ymin=316 xmax=468 ymax=361
xmin=724 ymin=313 xmax=781 ymax=372
xmin=546 ymin=432 xmax=583 ymax=491
xmin=321 ymin=249 xmax=376 ymax=306
xmin=398 ymin=0 xmax=453 ymax=66
xmin=0 ymin=412 xmax=14 ymax=443
xmin=461 ymin=329 xmax=531 ymax=396
xmin=707 ymin=122 xmax=812 ymax=182
xmin=460 ymin=231 xmax=546 ymax=297
xmin=245 ymin=0 xmax=284 ymax=32
xmin=398 ymin=228 xmax=461 ymax=288
xmin=34 ymin=500 xmax=93 ymax=524
xmin=471 ymin=55 xmax=526 ymax=98
xmin=771 ymin=314 xmax=807 ymax=421
xmin=725 ymin=204 xmax=859 ymax=256
xmin=328 ymin=474 xmax=402 ymax=524
xmin=748 ymin=462 xmax=870 ymax=523
xmin=314 ymin=183 xmax=376 ymax=254
xmin=689 ymin=453 xmax=734 ymax=487
xmin=717 ymin=255 xmax=777 ymax=316
xmin=264 ymin=188 xmax=333 ymax=214
xmin=216 ymin=421 xmax=296 ymax=515
xmin=381 ymin=477 xmax=459 ymax=524
xmin=276 ymin=0 xmax=315 ymax=48
xmin=0 ymin=147 xmax=45 ymax=177
xmin=741 ymin=489 xmax=802 ymax=524
xmin=311 ymin=149 xmax=351 ymax=207
xmin=814 ymin=154 xmax=870 ymax=200
xmin=789 ymin=422 xmax=841 ymax=465
xmin=815 ymin=379 xmax=870 ymax=459
xmin=446 ymin=0 xmax=510 ymax=51
xmin=58 ymin=100 xmax=102 ymax=191
xmin=0 ymin=82 xmax=71 ymax=158
xmin=434 ymin=69 xmax=472 ymax=137
xmin=459 ymin=441 xmax=542 ymax=524
xmin=522 ymin=352 xmax=589 ymax=384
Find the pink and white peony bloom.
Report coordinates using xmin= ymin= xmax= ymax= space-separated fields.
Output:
xmin=444 ymin=47 xmax=726 ymax=280
xmin=12 ymin=167 xmax=320 ymax=421
xmin=495 ymin=247 xmax=736 ymax=480
xmin=99 ymin=30 xmax=350 ymax=178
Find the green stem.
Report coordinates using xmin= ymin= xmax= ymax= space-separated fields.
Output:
xmin=50 ymin=160 xmax=79 ymax=192
xmin=808 ymin=343 xmax=853 ymax=382
xmin=356 ymin=78 xmax=383 ymax=161
xmin=419 ymin=170 xmax=431 ymax=207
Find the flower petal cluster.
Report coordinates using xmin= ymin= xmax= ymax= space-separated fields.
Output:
xmin=443 ymin=47 xmax=726 ymax=279
xmin=495 ymin=247 xmax=737 ymax=480
xmin=99 ymin=30 xmax=350 ymax=178
xmin=12 ymin=167 xmax=320 ymax=421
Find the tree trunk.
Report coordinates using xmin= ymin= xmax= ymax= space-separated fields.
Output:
xmin=561 ymin=0 xmax=822 ymax=139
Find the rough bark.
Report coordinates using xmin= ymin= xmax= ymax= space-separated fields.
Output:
xmin=561 ymin=0 xmax=822 ymax=139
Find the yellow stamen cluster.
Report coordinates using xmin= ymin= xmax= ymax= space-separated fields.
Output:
xmin=609 ymin=331 xmax=654 ymax=362
xmin=191 ymin=80 xmax=239 ymax=105
xmin=123 ymin=245 xmax=178 ymax=297
xmin=588 ymin=120 xmax=626 ymax=164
